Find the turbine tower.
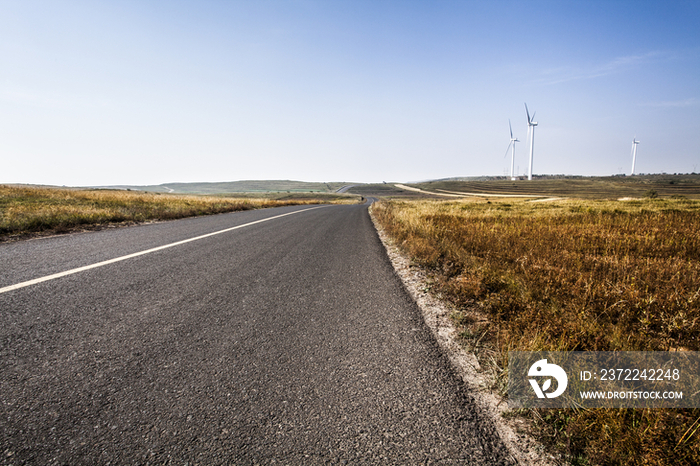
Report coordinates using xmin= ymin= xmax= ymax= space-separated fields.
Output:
xmin=630 ymin=137 xmax=640 ymax=175
xmin=525 ymin=103 xmax=538 ymax=181
xmin=504 ymin=119 xmax=519 ymax=180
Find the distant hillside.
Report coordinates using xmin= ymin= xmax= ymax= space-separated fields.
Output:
xmin=101 ymin=180 xmax=349 ymax=194
xmin=412 ymin=174 xmax=700 ymax=199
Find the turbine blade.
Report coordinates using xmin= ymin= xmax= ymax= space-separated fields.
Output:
xmin=509 ymin=119 xmax=513 ymax=138
xmin=505 ymin=142 xmax=513 ymax=158
xmin=525 ymin=103 xmax=531 ymax=123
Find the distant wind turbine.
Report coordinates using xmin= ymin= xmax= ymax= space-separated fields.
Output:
xmin=504 ymin=119 xmax=519 ymax=180
xmin=630 ymin=137 xmax=640 ymax=175
xmin=525 ymin=103 xmax=538 ymax=181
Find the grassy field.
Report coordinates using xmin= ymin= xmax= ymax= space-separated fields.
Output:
xmin=100 ymin=180 xmax=350 ymax=194
xmin=372 ymin=196 xmax=700 ymax=465
xmin=412 ymin=174 xmax=700 ymax=200
xmin=0 ymin=185 xmax=356 ymax=241
xmin=217 ymin=191 xmax=360 ymax=203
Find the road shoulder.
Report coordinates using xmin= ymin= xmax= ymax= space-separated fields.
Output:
xmin=369 ymin=205 xmax=558 ymax=466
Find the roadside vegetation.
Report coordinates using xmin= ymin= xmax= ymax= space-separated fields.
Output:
xmin=372 ymin=196 xmax=700 ymax=465
xmin=0 ymin=185 xmax=356 ymax=241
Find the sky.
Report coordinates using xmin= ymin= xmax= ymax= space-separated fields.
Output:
xmin=1 ymin=0 xmax=699 ymax=186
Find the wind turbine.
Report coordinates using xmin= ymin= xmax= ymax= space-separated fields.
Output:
xmin=525 ymin=103 xmax=538 ymax=180
xmin=630 ymin=137 xmax=640 ymax=175
xmin=504 ymin=119 xmax=519 ymax=180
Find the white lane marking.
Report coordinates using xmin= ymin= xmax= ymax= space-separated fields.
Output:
xmin=0 ymin=206 xmax=327 ymax=294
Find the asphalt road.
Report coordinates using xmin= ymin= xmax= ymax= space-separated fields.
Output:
xmin=0 ymin=202 xmax=514 ymax=465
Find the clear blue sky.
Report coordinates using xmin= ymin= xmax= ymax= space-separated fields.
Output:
xmin=2 ymin=0 xmax=699 ymax=186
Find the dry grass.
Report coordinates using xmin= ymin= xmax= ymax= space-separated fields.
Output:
xmin=372 ymin=197 xmax=700 ymax=466
xmin=0 ymin=185 xmax=338 ymax=240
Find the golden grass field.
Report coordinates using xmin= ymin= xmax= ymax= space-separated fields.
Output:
xmin=372 ymin=197 xmax=700 ymax=466
xmin=0 ymin=185 xmax=354 ymax=240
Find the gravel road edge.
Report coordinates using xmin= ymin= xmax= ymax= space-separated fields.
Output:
xmin=369 ymin=205 xmax=560 ymax=466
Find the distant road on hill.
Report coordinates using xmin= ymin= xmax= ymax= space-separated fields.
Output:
xmin=0 ymin=203 xmax=513 ymax=464
xmin=335 ymin=184 xmax=359 ymax=193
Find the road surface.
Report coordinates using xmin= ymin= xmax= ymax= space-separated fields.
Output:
xmin=335 ymin=185 xmax=358 ymax=194
xmin=0 ymin=202 xmax=513 ymax=464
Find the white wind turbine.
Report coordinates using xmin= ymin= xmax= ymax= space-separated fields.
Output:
xmin=504 ymin=119 xmax=519 ymax=180
xmin=630 ymin=137 xmax=640 ymax=175
xmin=525 ymin=103 xmax=538 ymax=180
